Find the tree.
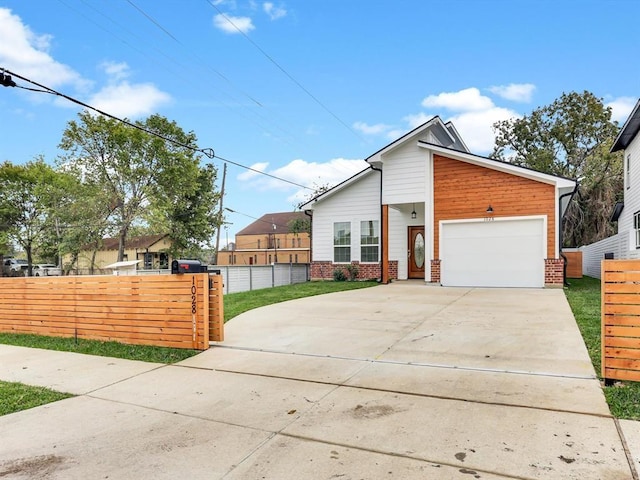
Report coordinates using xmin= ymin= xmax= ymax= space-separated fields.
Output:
xmin=0 ymin=158 xmax=72 ymax=275
xmin=492 ymin=91 xmax=622 ymax=246
xmin=59 ymin=112 xmax=220 ymax=260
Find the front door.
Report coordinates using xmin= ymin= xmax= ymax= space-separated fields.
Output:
xmin=408 ymin=226 xmax=425 ymax=279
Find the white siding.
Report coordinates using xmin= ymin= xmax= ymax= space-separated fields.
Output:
xmin=618 ymin=135 xmax=640 ymax=235
xmin=311 ymin=171 xmax=380 ymax=262
xmin=382 ymin=142 xmax=427 ymax=205
xmin=580 ymin=233 xmax=627 ymax=278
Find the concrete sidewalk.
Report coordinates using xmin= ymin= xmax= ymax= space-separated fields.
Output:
xmin=0 ymin=283 xmax=638 ymax=479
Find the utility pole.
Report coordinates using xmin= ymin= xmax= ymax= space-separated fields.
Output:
xmin=214 ymin=163 xmax=227 ymax=265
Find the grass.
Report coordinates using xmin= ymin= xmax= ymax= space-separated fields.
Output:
xmin=565 ymin=276 xmax=640 ymax=420
xmin=0 ymin=333 xmax=199 ymax=364
xmin=0 ymin=380 xmax=73 ymax=416
xmin=0 ymin=280 xmax=378 ymax=416
xmin=223 ymin=280 xmax=379 ymax=322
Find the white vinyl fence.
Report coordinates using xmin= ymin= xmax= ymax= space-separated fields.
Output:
xmin=209 ymin=264 xmax=310 ymax=294
xmin=580 ymin=232 xmax=627 ymax=279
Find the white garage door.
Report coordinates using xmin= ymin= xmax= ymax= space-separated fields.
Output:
xmin=440 ymin=217 xmax=545 ymax=288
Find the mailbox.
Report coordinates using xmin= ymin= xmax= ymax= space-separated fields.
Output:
xmin=171 ymin=259 xmax=207 ymax=274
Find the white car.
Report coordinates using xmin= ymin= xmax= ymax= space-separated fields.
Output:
xmin=33 ymin=264 xmax=62 ymax=276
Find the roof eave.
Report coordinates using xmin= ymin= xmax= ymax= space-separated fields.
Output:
xmin=611 ymin=98 xmax=640 ymax=153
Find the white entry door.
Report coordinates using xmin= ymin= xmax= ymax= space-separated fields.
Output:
xmin=440 ymin=217 xmax=546 ymax=288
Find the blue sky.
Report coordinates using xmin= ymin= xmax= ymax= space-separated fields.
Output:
xmin=0 ymin=0 xmax=638 ymax=244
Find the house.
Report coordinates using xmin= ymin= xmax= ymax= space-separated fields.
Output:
xmin=217 ymin=212 xmax=310 ymax=265
xmin=66 ymin=234 xmax=173 ymax=273
xmin=301 ymin=117 xmax=576 ymax=288
xmin=581 ymin=98 xmax=640 ymax=277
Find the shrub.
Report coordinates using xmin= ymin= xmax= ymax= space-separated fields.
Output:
xmin=345 ymin=264 xmax=359 ymax=281
xmin=333 ymin=268 xmax=347 ymax=281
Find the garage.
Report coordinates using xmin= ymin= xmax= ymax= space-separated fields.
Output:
xmin=440 ymin=217 xmax=546 ymax=288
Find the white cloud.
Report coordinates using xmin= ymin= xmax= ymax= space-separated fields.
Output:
xmin=422 ymin=87 xmax=493 ymax=112
xmin=214 ymin=13 xmax=255 ymax=34
xmin=100 ymin=61 xmax=130 ymax=81
xmin=263 ymin=2 xmax=287 ymax=20
xmin=488 ymin=83 xmax=536 ymax=103
xmin=606 ymin=96 xmax=637 ymax=123
xmin=444 ymin=107 xmax=520 ymax=153
xmin=0 ymin=7 xmax=87 ymax=91
xmin=416 ymin=87 xmax=521 ymax=153
xmin=353 ymin=121 xmax=392 ymax=136
xmin=237 ymin=157 xmax=369 ymax=205
xmin=88 ymin=82 xmax=171 ymax=118
xmin=237 ymin=162 xmax=269 ymax=181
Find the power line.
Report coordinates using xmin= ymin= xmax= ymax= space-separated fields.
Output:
xmin=204 ymin=0 xmax=365 ymax=142
xmin=1 ymin=67 xmax=313 ymax=191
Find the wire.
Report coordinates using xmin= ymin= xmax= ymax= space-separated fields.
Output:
xmin=204 ymin=0 xmax=365 ymax=142
xmin=214 ymin=154 xmax=311 ymax=190
xmin=2 ymin=67 xmax=313 ymax=190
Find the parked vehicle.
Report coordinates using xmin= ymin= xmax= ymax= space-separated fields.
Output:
xmin=3 ymin=258 xmax=28 ymax=276
xmin=33 ymin=264 xmax=62 ymax=276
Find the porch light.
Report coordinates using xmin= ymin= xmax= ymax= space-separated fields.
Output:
xmin=411 ymin=203 xmax=417 ymax=219
xmin=486 ymin=205 xmax=494 ymax=214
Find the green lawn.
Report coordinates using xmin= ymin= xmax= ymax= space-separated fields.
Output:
xmin=223 ymin=280 xmax=379 ymax=322
xmin=565 ymin=276 xmax=640 ymax=419
xmin=0 ymin=381 xmax=73 ymax=416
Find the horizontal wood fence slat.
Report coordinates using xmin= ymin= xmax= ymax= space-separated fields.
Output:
xmin=601 ymin=260 xmax=640 ymax=382
xmin=0 ymin=274 xmax=224 ymax=350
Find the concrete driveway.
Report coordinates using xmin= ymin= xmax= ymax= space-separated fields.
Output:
xmin=0 ymin=283 xmax=635 ymax=479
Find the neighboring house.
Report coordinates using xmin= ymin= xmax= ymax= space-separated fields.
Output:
xmin=66 ymin=234 xmax=173 ymax=273
xmin=301 ymin=117 xmax=576 ymax=288
xmin=217 ymin=212 xmax=310 ymax=265
xmin=581 ymin=98 xmax=640 ymax=277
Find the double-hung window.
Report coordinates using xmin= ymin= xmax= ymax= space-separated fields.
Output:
xmin=360 ymin=220 xmax=379 ymax=262
xmin=333 ymin=222 xmax=351 ymax=262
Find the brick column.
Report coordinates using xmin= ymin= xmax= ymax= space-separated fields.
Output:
xmin=430 ymin=259 xmax=441 ymax=283
xmin=544 ymin=258 xmax=564 ymax=287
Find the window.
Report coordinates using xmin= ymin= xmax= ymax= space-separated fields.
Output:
xmin=297 ymin=238 xmax=301 ymax=248
xmin=257 ymin=239 xmax=261 ymax=249
xmin=254 ymin=255 xmax=257 ymax=264
xmin=277 ymin=238 xmax=281 ymax=248
xmin=634 ymin=211 xmax=640 ymax=249
xmin=289 ymin=254 xmax=292 ymax=263
xmin=295 ymin=254 xmax=298 ymax=263
xmin=360 ymin=220 xmax=379 ymax=262
xmin=334 ymin=222 xmax=351 ymax=262
xmin=627 ymin=154 xmax=631 ymax=190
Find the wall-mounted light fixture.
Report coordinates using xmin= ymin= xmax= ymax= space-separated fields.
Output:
xmin=411 ymin=203 xmax=417 ymax=219
xmin=486 ymin=205 xmax=494 ymax=214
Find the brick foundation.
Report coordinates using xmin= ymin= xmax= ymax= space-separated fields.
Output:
xmin=430 ymin=259 xmax=441 ymax=283
xmin=310 ymin=261 xmax=398 ymax=281
xmin=545 ymin=258 xmax=564 ymax=287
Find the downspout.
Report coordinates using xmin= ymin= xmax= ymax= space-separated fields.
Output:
xmin=304 ymin=209 xmax=313 ymax=281
xmin=369 ymin=164 xmax=384 ymax=283
xmin=559 ymin=183 xmax=579 ymax=287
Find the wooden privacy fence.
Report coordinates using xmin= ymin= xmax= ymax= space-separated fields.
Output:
xmin=601 ymin=260 xmax=640 ymax=383
xmin=0 ymin=273 xmax=224 ymax=350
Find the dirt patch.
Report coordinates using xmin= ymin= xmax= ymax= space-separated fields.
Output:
xmin=351 ymin=404 xmax=396 ymax=419
xmin=0 ymin=455 xmax=67 ymax=478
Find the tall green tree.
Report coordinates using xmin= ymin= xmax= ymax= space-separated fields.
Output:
xmin=0 ymin=158 xmax=71 ymax=274
xmin=59 ymin=111 xmax=220 ymax=260
xmin=492 ymin=91 xmax=622 ymax=246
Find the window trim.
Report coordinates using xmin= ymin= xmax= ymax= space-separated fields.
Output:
xmin=627 ymin=154 xmax=631 ymax=190
xmin=333 ymin=221 xmax=351 ymax=263
xmin=634 ymin=210 xmax=640 ymax=249
xmin=360 ymin=220 xmax=379 ymax=263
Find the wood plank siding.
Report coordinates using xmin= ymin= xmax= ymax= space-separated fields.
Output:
xmin=433 ymin=155 xmax=556 ymax=258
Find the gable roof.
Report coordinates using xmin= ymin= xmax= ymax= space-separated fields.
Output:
xmin=91 ymin=234 xmax=168 ymax=251
xmin=365 ymin=116 xmax=469 ymax=165
xmin=236 ymin=211 xmax=308 ymax=236
xmin=611 ymin=98 xmax=640 ymax=152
